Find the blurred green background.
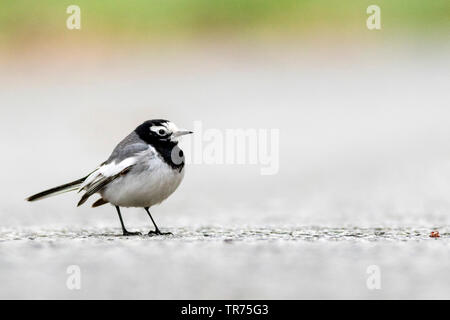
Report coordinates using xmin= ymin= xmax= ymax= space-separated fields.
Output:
xmin=0 ymin=0 xmax=448 ymax=48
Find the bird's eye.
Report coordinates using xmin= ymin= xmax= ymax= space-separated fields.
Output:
xmin=158 ymin=129 xmax=167 ymax=136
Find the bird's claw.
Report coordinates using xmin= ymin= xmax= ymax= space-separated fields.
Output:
xmin=148 ymin=230 xmax=173 ymax=236
xmin=122 ymin=231 xmax=142 ymax=236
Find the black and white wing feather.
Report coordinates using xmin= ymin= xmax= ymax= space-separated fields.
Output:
xmin=77 ymin=142 xmax=149 ymax=207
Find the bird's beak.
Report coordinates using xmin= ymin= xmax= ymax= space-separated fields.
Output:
xmin=172 ymin=130 xmax=193 ymax=138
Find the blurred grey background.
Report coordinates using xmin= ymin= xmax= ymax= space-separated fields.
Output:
xmin=2 ymin=44 xmax=450 ymax=228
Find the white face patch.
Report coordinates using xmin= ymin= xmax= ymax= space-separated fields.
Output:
xmin=149 ymin=122 xmax=180 ymax=139
xmin=165 ymin=121 xmax=179 ymax=133
xmin=150 ymin=125 xmax=169 ymax=136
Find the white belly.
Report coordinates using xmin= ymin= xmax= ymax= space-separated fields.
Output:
xmin=101 ymin=160 xmax=185 ymax=208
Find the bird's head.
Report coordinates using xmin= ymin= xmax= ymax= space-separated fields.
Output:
xmin=135 ymin=119 xmax=193 ymax=145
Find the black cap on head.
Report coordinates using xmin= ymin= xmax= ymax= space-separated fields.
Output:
xmin=135 ymin=119 xmax=171 ymax=144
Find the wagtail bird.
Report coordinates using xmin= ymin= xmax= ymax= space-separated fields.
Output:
xmin=27 ymin=119 xmax=192 ymax=236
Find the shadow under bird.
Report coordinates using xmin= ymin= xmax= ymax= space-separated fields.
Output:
xmin=26 ymin=119 xmax=193 ymax=236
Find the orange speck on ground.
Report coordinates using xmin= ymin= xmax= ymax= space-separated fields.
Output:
xmin=430 ymin=231 xmax=440 ymax=238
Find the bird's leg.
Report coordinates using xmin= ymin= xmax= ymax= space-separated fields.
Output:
xmin=115 ymin=206 xmax=141 ymax=236
xmin=145 ymin=207 xmax=172 ymax=236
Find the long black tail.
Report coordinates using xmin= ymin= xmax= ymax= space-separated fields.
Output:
xmin=26 ymin=176 xmax=88 ymax=202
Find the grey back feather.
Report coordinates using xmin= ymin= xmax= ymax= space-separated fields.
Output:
xmin=105 ymin=132 xmax=148 ymax=164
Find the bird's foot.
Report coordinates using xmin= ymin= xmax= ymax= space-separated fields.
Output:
xmin=122 ymin=230 xmax=142 ymax=236
xmin=148 ymin=229 xmax=172 ymax=236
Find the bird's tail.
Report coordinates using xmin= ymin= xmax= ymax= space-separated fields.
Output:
xmin=26 ymin=176 xmax=88 ymax=202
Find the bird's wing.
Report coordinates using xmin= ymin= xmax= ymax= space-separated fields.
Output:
xmin=79 ymin=143 xmax=149 ymax=190
xmin=78 ymin=144 xmax=151 ymax=206
xmin=77 ymin=166 xmax=132 ymax=207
